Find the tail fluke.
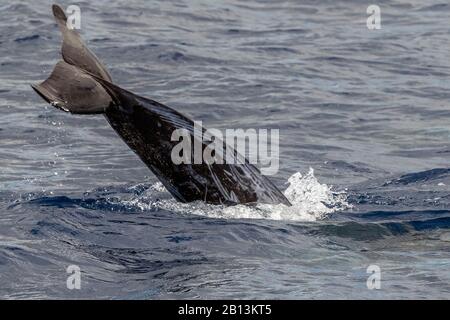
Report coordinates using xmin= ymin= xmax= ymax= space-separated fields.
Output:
xmin=32 ymin=4 xmax=114 ymax=114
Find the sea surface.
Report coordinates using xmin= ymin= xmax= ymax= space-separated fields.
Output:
xmin=1 ymin=0 xmax=450 ymax=299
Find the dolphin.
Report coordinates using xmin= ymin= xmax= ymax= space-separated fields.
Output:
xmin=32 ymin=4 xmax=291 ymax=206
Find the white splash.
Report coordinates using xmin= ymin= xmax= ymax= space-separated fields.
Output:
xmin=123 ymin=168 xmax=351 ymax=221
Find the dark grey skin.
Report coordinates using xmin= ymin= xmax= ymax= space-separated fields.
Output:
xmin=32 ymin=5 xmax=291 ymax=206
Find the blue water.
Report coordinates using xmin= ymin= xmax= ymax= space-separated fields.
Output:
xmin=1 ymin=0 xmax=450 ymax=299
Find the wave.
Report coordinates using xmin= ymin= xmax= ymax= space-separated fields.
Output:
xmin=12 ymin=168 xmax=351 ymax=222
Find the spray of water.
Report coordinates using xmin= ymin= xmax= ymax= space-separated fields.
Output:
xmin=123 ymin=168 xmax=351 ymax=221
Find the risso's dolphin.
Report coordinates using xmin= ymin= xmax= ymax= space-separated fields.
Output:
xmin=32 ymin=4 xmax=291 ymax=206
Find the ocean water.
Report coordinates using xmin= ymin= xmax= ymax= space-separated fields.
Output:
xmin=1 ymin=0 xmax=450 ymax=299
